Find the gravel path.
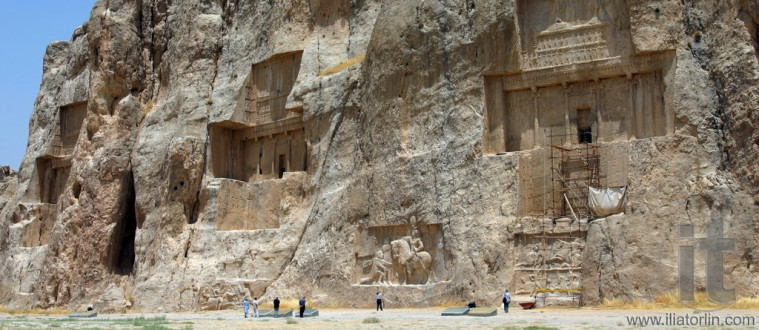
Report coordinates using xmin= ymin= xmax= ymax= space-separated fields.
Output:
xmin=1 ymin=307 xmax=757 ymax=329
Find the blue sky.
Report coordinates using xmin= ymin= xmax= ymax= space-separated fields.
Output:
xmin=0 ymin=1 xmax=96 ymax=170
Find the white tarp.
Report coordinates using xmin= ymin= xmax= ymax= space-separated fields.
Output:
xmin=588 ymin=186 xmax=627 ymax=217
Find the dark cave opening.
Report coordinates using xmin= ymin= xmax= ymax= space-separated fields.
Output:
xmin=111 ymin=172 xmax=137 ymax=275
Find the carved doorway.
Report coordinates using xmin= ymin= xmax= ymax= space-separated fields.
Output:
xmin=577 ymin=108 xmax=593 ymax=143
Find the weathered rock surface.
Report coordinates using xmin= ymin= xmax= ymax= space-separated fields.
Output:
xmin=0 ymin=166 xmax=18 ymax=215
xmin=0 ymin=0 xmax=757 ymax=312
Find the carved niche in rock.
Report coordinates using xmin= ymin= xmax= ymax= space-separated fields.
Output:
xmin=354 ymin=220 xmax=447 ymax=285
xmin=58 ymin=102 xmax=87 ymax=155
xmin=243 ymin=51 xmax=302 ymax=126
xmin=485 ymin=64 xmax=670 ymax=153
xmin=484 ymin=0 xmax=673 ymax=154
xmin=210 ymin=52 xmax=306 ymax=182
xmin=16 ymin=101 xmax=85 ymax=248
xmin=23 ymin=156 xmax=68 ymax=247
xmin=36 ymin=156 xmax=71 ymax=205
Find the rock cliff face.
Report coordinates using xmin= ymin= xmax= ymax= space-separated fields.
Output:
xmin=0 ymin=0 xmax=757 ymax=312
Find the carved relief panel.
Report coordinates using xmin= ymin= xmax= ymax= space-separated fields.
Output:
xmin=354 ymin=221 xmax=447 ymax=285
xmin=513 ymin=233 xmax=585 ymax=295
xmin=524 ymin=22 xmax=613 ymax=69
xmin=517 ymin=0 xmax=631 ymax=70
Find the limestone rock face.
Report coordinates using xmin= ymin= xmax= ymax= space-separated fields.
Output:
xmin=0 ymin=166 xmax=18 ymax=215
xmin=0 ymin=0 xmax=757 ymax=311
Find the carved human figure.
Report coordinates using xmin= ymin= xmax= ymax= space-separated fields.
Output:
xmin=571 ymin=272 xmax=580 ymax=286
xmin=546 ymin=253 xmax=567 ymax=268
xmin=380 ymin=242 xmax=392 ymax=259
xmin=406 ymin=229 xmax=424 ymax=253
xmin=570 ymin=240 xmax=584 ymax=267
xmin=359 ymin=250 xmax=391 ymax=285
xmin=558 ymin=274 xmax=569 ymax=288
xmin=517 ymin=244 xmax=541 ymax=267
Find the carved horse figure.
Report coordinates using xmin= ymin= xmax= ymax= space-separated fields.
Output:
xmin=390 ymin=239 xmax=431 ymax=284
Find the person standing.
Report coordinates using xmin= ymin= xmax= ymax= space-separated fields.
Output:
xmin=273 ymin=296 xmax=280 ymax=318
xmin=502 ymin=290 xmax=511 ymax=313
xmin=376 ymin=291 xmax=383 ymax=311
xmin=299 ymin=296 xmax=306 ymax=318
xmin=243 ymin=297 xmax=249 ymax=318
xmin=252 ymin=297 xmax=259 ymax=318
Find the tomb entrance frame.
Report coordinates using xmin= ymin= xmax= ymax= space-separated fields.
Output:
xmin=36 ymin=156 xmax=72 ymax=205
xmin=484 ymin=51 xmax=673 ymax=154
xmin=58 ymin=101 xmax=87 ymax=155
xmin=210 ymin=51 xmax=307 ymax=182
xmin=495 ymin=0 xmax=672 ymax=306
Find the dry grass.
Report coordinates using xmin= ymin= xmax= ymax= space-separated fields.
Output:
xmin=601 ymin=297 xmax=662 ymax=310
xmin=318 ymin=54 xmax=366 ymax=76
xmin=142 ymin=100 xmax=154 ymax=116
xmin=600 ymin=291 xmax=759 ymax=310
xmin=438 ymin=298 xmax=469 ymax=308
xmin=363 ymin=316 xmax=381 ymax=324
xmin=0 ymin=305 xmax=69 ymax=315
xmin=258 ymin=298 xmax=319 ymax=310
xmin=732 ymin=296 xmax=759 ymax=309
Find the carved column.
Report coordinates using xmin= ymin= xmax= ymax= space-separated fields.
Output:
xmin=661 ymin=71 xmax=673 ymax=136
xmin=593 ymin=78 xmax=603 ymax=143
xmin=532 ymin=86 xmax=539 ymax=149
xmin=627 ymin=73 xmax=635 ymax=139
xmin=563 ymin=82 xmax=570 ymax=142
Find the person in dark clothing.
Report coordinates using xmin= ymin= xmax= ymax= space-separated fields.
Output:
xmin=376 ymin=291 xmax=383 ymax=311
xmin=273 ymin=296 xmax=280 ymax=318
xmin=502 ymin=290 xmax=511 ymax=313
xmin=299 ymin=296 xmax=306 ymax=318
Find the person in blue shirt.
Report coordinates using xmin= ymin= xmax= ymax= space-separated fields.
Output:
xmin=299 ymin=296 xmax=306 ymax=318
xmin=243 ymin=297 xmax=249 ymax=318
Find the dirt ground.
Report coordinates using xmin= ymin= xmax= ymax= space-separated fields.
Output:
xmin=1 ymin=307 xmax=757 ymax=329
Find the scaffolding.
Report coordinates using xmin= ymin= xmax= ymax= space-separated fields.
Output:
xmin=548 ymin=131 xmax=601 ymax=219
xmin=532 ymin=128 xmax=602 ymax=307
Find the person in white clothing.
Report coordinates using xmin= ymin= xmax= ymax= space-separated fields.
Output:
xmin=252 ymin=297 xmax=259 ymax=317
